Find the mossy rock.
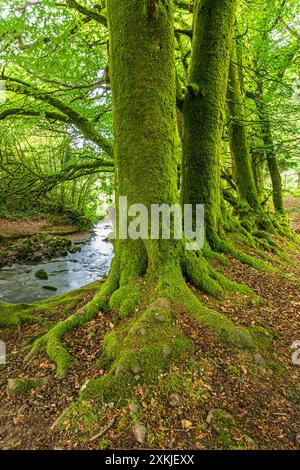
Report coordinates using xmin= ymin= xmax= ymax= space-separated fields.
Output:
xmin=35 ymin=269 xmax=48 ymax=280
xmin=6 ymin=377 xmax=49 ymax=397
xmin=206 ymin=408 xmax=236 ymax=434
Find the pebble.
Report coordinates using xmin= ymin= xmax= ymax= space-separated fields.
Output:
xmin=133 ymin=423 xmax=147 ymax=444
xmin=254 ymin=353 xmax=267 ymax=367
xmin=169 ymin=393 xmax=182 ymax=407
xmin=129 ymin=403 xmax=139 ymax=414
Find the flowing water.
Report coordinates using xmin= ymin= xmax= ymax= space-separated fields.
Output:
xmin=0 ymin=221 xmax=114 ymax=304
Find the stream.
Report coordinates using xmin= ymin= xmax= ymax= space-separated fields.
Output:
xmin=0 ymin=221 xmax=114 ymax=304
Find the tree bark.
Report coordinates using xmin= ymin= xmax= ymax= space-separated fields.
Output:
xmin=182 ymin=0 xmax=238 ymax=248
xmin=107 ymin=0 xmax=179 ymax=284
xmin=255 ymin=83 xmax=285 ymax=212
xmin=227 ymin=41 xmax=260 ymax=209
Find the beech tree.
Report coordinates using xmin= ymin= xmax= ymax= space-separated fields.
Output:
xmin=0 ymin=0 xmax=299 ymax=409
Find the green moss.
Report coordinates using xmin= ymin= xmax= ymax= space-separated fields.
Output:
xmin=0 ymin=281 xmax=103 ymax=331
xmin=25 ymin=284 xmax=108 ymax=378
xmin=6 ymin=376 xmax=49 ymax=397
xmin=0 ymin=302 xmax=41 ymax=329
xmin=56 ymin=400 xmax=102 ymax=440
xmin=82 ymin=305 xmax=191 ymax=405
xmin=109 ymin=283 xmax=141 ymax=319
xmin=182 ymin=0 xmax=239 ymax=245
xmin=249 ymin=325 xmax=285 ymax=376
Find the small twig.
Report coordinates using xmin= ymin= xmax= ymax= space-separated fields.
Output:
xmin=89 ymin=418 xmax=116 ymax=442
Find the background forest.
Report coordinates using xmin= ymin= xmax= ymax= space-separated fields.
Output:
xmin=0 ymin=0 xmax=299 ymax=222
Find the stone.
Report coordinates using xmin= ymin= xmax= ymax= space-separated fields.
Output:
xmin=131 ymin=364 xmax=141 ymax=374
xmin=129 ymin=403 xmax=139 ymax=414
xmin=152 ymin=297 xmax=172 ymax=309
xmin=243 ymin=435 xmax=257 ymax=448
xmin=206 ymin=409 xmax=236 ymax=434
xmin=69 ymin=245 xmax=81 ymax=254
xmin=6 ymin=377 xmax=49 ymax=397
xmin=169 ymin=393 xmax=182 ymax=407
xmin=114 ymin=363 xmax=125 ymax=377
xmin=227 ymin=327 xmax=254 ymax=350
xmin=254 ymin=353 xmax=267 ymax=367
xmin=148 ymin=298 xmax=171 ymax=313
xmin=32 ymin=254 xmax=43 ymax=262
xmin=295 ymin=433 xmax=300 ymax=447
xmin=35 ymin=269 xmax=48 ymax=280
xmin=42 ymin=286 xmax=58 ymax=292
xmin=133 ymin=423 xmax=147 ymax=444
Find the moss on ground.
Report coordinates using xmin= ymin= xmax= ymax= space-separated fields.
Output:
xmin=0 ymin=281 xmax=102 ymax=331
xmin=6 ymin=377 xmax=49 ymax=397
xmin=82 ymin=303 xmax=192 ymax=405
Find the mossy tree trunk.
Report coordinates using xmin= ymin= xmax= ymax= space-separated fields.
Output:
xmin=227 ymin=41 xmax=260 ymax=210
xmin=251 ymin=148 xmax=265 ymax=202
xmin=20 ymin=0 xmax=270 ymax=398
xmin=104 ymin=0 xmax=184 ymax=312
xmin=255 ymin=83 xmax=285 ymax=213
xmin=181 ymin=0 xmax=238 ymax=249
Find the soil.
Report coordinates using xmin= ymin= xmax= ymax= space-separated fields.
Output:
xmin=286 ymin=195 xmax=300 ymax=233
xmin=0 ymin=216 xmax=79 ymax=239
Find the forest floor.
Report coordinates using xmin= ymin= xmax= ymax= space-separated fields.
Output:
xmin=0 ymin=198 xmax=300 ymax=450
xmin=0 ymin=216 xmax=79 ymax=239
xmin=0 ymin=216 xmax=90 ymax=267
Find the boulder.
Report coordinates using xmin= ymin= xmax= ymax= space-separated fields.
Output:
xmin=35 ymin=269 xmax=48 ymax=280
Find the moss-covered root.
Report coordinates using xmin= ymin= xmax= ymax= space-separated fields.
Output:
xmin=24 ymin=286 xmax=109 ymax=379
xmin=80 ymin=272 xmax=264 ymax=406
xmin=155 ymin=269 xmax=259 ymax=352
xmin=81 ymin=298 xmax=192 ymax=406
xmin=0 ymin=302 xmax=45 ymax=330
xmin=182 ymin=250 xmax=254 ymax=299
xmin=210 ymin=232 xmax=281 ymax=273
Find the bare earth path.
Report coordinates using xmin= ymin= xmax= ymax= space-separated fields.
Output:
xmin=0 ymin=217 xmax=79 ymax=239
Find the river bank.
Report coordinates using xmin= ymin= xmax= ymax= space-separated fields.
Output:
xmin=0 ymin=216 xmax=85 ymax=269
xmin=0 ymin=220 xmax=113 ymax=304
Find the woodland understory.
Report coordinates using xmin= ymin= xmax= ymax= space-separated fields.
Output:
xmin=0 ymin=0 xmax=300 ymax=451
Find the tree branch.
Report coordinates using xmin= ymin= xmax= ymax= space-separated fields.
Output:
xmin=0 ymin=108 xmax=70 ymax=123
xmin=1 ymin=76 xmax=113 ymax=156
xmin=63 ymin=0 xmax=107 ymax=27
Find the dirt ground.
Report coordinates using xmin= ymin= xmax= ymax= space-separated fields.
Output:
xmin=0 ymin=217 xmax=79 ymax=239
xmin=0 ymin=200 xmax=299 ymax=450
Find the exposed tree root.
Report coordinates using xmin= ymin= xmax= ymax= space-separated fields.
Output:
xmin=78 ymin=265 xmax=266 ymax=407
xmin=23 ymin=244 xmax=259 ymax=381
xmin=24 ymin=285 xmax=107 ymax=379
xmin=22 ymin=228 xmax=287 ymax=394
